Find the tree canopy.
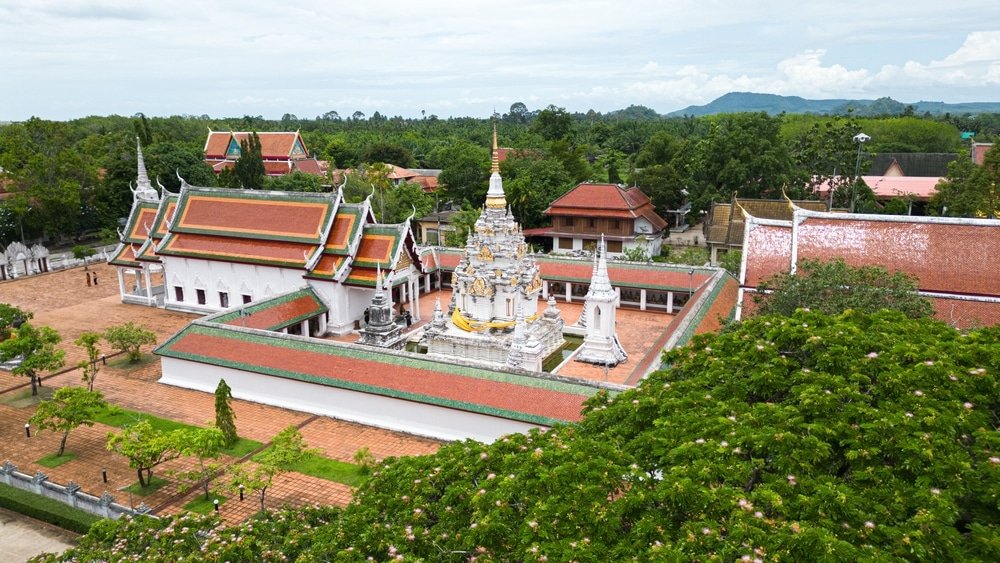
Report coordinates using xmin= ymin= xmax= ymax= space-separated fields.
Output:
xmin=753 ymin=258 xmax=934 ymax=319
xmin=46 ymin=310 xmax=1000 ymax=561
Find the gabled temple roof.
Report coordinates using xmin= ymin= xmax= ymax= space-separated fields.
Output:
xmin=704 ymin=198 xmax=828 ymax=247
xmin=545 ymin=183 xmax=668 ymax=231
xmin=344 ymin=222 xmax=421 ymax=287
xmin=169 ymin=187 xmax=334 ymax=244
xmin=120 ymin=201 xmax=160 ymax=244
xmin=204 ymin=131 xmax=309 ymax=161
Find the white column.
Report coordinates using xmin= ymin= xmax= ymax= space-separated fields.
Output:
xmin=301 ymin=320 xmax=310 ymax=337
xmin=318 ymin=313 xmax=327 ymax=335
xmin=144 ymin=268 xmax=153 ymax=301
xmin=117 ymin=268 xmax=126 ymax=299
xmin=667 ymin=291 xmax=674 ymax=313
xmin=640 ymin=289 xmax=647 ymax=311
xmin=565 ymin=283 xmax=572 ymax=303
xmin=424 ymin=274 xmax=431 ymax=293
xmin=412 ymin=276 xmax=421 ymax=321
xmin=542 ymin=281 xmax=548 ymax=299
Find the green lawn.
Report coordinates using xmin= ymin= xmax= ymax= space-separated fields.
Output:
xmin=95 ymin=406 xmax=193 ymax=433
xmin=36 ymin=452 xmax=77 ymax=468
xmin=184 ymin=493 xmax=228 ymax=514
xmin=122 ymin=476 xmax=168 ymax=496
xmin=106 ymin=353 xmax=156 ymax=370
xmin=95 ymin=406 xmax=262 ymax=457
xmin=253 ymin=450 xmax=366 ymax=487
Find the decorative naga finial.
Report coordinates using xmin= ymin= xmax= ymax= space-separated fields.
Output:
xmin=490 ymin=121 xmax=500 ymax=174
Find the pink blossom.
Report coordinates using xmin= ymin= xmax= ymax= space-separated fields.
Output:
xmin=931 ymin=488 xmax=941 ymax=495
xmin=866 ymin=352 xmax=879 ymax=359
xmin=701 ymin=527 xmax=712 ymax=535
xmin=480 ymin=452 xmax=488 ymax=459
xmin=989 ymin=457 xmax=1000 ymax=464
xmin=487 ymin=472 xmax=496 ymax=479
xmin=695 ymin=438 xmax=705 ymax=444
xmin=529 ymin=521 xmax=538 ymax=529
xmin=914 ymin=390 xmax=924 ymax=397
xmin=964 ymin=402 xmax=974 ymax=409
xmin=865 ymin=521 xmax=875 ymax=529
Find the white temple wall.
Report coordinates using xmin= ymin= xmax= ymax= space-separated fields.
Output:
xmin=159 ymin=357 xmax=540 ymax=442
xmin=161 ymin=257 xmax=303 ymax=313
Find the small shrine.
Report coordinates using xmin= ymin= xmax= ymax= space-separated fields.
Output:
xmin=421 ymin=126 xmax=564 ymax=371
xmin=357 ymin=268 xmax=406 ymax=350
xmin=574 ymin=236 xmax=627 ymax=367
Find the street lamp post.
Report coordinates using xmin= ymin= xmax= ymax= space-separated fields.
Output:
xmin=852 ymin=133 xmax=870 ymax=213
xmin=688 ymin=269 xmax=694 ymax=298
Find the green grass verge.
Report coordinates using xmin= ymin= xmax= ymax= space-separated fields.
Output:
xmin=0 ymin=482 xmax=101 ymax=534
xmin=254 ymin=450 xmax=366 ymax=487
xmin=122 ymin=476 xmax=168 ymax=496
xmin=95 ymin=406 xmax=196 ymax=433
xmin=107 ymin=353 xmax=156 ymax=370
xmin=221 ymin=438 xmax=263 ymax=458
xmin=36 ymin=452 xmax=78 ymax=468
xmin=95 ymin=407 xmax=261 ymax=457
xmin=183 ymin=493 xmax=228 ymax=514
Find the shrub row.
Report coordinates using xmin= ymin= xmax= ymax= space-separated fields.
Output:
xmin=0 ymin=482 xmax=102 ymax=534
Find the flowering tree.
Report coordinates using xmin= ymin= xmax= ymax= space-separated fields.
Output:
xmin=41 ymin=311 xmax=1000 ymax=561
xmin=229 ymin=425 xmax=314 ymax=512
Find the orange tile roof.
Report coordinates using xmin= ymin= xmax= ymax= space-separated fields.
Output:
xmin=172 ymin=190 xmax=332 ymax=244
xmin=121 ymin=203 xmax=160 ymax=244
xmin=158 ymin=232 xmax=316 ymax=268
xmin=204 ymin=131 xmax=308 ymax=161
xmin=739 ymin=210 xmax=1000 ymax=328
xmin=158 ymin=323 xmax=599 ymax=424
xmin=214 ymin=288 xmax=327 ymax=331
xmin=546 ymin=183 xmax=668 ymax=231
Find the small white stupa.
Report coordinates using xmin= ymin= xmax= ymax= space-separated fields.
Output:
xmin=575 ymin=235 xmax=627 ymax=367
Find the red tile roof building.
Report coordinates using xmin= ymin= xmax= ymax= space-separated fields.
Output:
xmin=738 ymin=206 xmax=1000 ymax=329
xmin=203 ymin=131 xmax=329 ymax=177
xmin=531 ymin=183 xmax=668 ymax=257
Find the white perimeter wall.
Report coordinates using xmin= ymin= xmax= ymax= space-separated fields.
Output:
xmin=159 ymin=357 xmax=541 ymax=443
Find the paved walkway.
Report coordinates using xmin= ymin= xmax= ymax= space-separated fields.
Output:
xmin=0 ymin=265 xmax=441 ymax=525
xmin=0 ymin=508 xmax=77 ymax=562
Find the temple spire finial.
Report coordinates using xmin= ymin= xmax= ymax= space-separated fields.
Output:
xmin=133 ymin=137 xmax=158 ymax=202
xmin=490 ymin=121 xmax=500 ymax=174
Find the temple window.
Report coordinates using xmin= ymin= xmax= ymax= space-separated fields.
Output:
xmin=219 ymin=292 xmax=229 ymax=308
xmin=174 ymin=286 xmax=184 ymax=302
xmin=196 ymin=289 xmax=207 ymax=305
xmin=242 ymin=294 xmax=252 ymax=304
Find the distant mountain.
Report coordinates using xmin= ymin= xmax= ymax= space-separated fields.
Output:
xmin=666 ymin=92 xmax=1000 ymax=117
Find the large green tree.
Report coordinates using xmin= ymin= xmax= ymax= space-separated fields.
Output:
xmin=51 ymin=310 xmax=1000 ymax=561
xmin=106 ymin=420 xmax=184 ymax=488
xmin=30 ymin=387 xmax=107 ymax=456
xmin=754 ymin=258 xmax=933 ymax=319
xmin=0 ymin=323 xmax=65 ymax=396
xmin=933 ymin=146 xmax=1000 ymax=218
xmin=229 ymin=132 xmax=265 ymax=190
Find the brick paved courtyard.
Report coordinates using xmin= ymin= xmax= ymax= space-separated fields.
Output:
xmin=0 ymin=264 xmax=440 ymax=524
xmin=0 ymin=261 xmax=678 ymax=524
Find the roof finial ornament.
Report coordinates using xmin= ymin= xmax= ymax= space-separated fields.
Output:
xmin=490 ymin=121 xmax=500 ymax=174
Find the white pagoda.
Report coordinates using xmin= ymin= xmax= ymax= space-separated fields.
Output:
xmin=421 ymin=126 xmax=564 ymax=371
xmin=574 ymin=236 xmax=627 ymax=367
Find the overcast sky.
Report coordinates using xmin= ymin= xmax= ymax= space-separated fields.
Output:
xmin=2 ymin=1 xmax=999 ymax=121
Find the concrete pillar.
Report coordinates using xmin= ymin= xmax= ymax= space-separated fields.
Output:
xmin=300 ymin=320 xmax=310 ymax=337
xmin=424 ymin=274 xmax=431 ymax=293
xmin=542 ymin=281 xmax=548 ymax=299
xmin=318 ymin=312 xmax=327 ymax=335
xmin=667 ymin=291 xmax=674 ymax=313
xmin=117 ymin=268 xmax=126 ymax=299
xmin=565 ymin=283 xmax=572 ymax=303
xmin=143 ymin=268 xmax=153 ymax=302
xmin=411 ymin=276 xmax=421 ymax=321
xmin=640 ymin=289 xmax=647 ymax=311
